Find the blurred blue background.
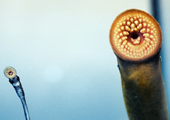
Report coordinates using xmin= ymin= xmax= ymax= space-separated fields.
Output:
xmin=0 ymin=0 xmax=169 ymax=120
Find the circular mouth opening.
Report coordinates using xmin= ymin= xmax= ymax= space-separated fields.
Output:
xmin=128 ymin=32 xmax=143 ymax=45
xmin=131 ymin=32 xmax=139 ymax=39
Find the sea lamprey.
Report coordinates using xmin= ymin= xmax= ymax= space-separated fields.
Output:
xmin=110 ymin=9 xmax=168 ymax=120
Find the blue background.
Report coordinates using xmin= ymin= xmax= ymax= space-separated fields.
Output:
xmin=0 ymin=0 xmax=169 ymax=120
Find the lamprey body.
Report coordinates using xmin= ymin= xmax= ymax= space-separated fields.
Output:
xmin=4 ymin=67 xmax=31 ymax=120
xmin=110 ymin=9 xmax=168 ymax=120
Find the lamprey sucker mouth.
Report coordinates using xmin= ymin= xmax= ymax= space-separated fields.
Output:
xmin=110 ymin=9 xmax=162 ymax=61
xmin=109 ymin=9 xmax=168 ymax=120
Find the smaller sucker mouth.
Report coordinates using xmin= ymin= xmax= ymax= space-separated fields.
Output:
xmin=4 ymin=67 xmax=17 ymax=79
xmin=110 ymin=9 xmax=162 ymax=61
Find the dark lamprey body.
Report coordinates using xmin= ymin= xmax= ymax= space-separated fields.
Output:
xmin=118 ymin=53 xmax=168 ymax=120
xmin=110 ymin=9 xmax=168 ymax=120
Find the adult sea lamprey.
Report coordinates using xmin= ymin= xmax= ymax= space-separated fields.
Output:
xmin=109 ymin=9 xmax=168 ymax=120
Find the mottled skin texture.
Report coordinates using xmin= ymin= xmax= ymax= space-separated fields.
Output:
xmin=118 ymin=53 xmax=168 ymax=120
xmin=110 ymin=9 xmax=169 ymax=120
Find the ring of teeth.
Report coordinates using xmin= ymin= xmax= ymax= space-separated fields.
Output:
xmin=113 ymin=13 xmax=158 ymax=59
